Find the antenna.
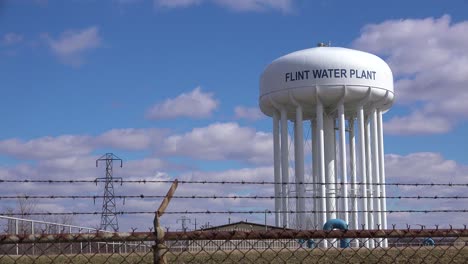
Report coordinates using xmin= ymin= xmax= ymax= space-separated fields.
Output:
xmin=96 ymin=153 xmax=123 ymax=232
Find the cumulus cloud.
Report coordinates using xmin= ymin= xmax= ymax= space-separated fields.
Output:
xmin=95 ymin=128 xmax=167 ymax=151
xmin=2 ymin=33 xmax=23 ymax=45
xmin=0 ymin=122 xmax=272 ymax=165
xmin=384 ymin=111 xmax=453 ymax=135
xmin=43 ymin=26 xmax=102 ymax=66
xmin=0 ymin=127 xmax=167 ymax=161
xmin=353 ymin=15 xmax=468 ymax=135
xmin=234 ymin=106 xmax=264 ymax=121
xmin=214 ymin=0 xmax=292 ymax=12
xmin=154 ymin=0 xmax=293 ymax=12
xmin=161 ymin=122 xmax=272 ymax=164
xmin=1 ymin=149 xmax=468 ymax=230
xmin=0 ymin=154 xmax=275 ymax=230
xmin=384 ymin=152 xmax=468 ymax=226
xmin=146 ymin=87 xmax=219 ymax=120
xmin=155 ymin=0 xmax=202 ymax=8
xmin=0 ymin=135 xmax=93 ymax=160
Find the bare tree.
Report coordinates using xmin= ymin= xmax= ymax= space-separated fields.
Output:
xmin=2 ymin=195 xmax=74 ymax=234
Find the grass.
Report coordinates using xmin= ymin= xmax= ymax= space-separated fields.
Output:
xmin=1 ymin=246 xmax=467 ymax=263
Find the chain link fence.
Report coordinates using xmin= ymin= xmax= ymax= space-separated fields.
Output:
xmin=1 ymin=227 xmax=467 ymax=263
xmin=2 ymin=179 xmax=468 ymax=263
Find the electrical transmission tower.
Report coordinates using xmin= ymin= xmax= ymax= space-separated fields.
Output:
xmin=96 ymin=153 xmax=123 ymax=232
xmin=177 ymin=216 xmax=191 ymax=232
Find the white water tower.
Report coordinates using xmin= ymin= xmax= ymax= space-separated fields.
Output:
xmin=259 ymin=45 xmax=394 ymax=248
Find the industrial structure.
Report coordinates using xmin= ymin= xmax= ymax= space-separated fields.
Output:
xmin=259 ymin=45 xmax=394 ymax=248
xmin=96 ymin=153 xmax=123 ymax=232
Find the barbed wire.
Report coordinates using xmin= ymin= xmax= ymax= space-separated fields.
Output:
xmin=1 ymin=194 xmax=468 ymax=200
xmin=1 ymin=179 xmax=468 ymax=187
xmin=2 ymin=209 xmax=468 ymax=216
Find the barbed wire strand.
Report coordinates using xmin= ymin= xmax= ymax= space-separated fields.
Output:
xmin=2 ymin=209 xmax=468 ymax=216
xmin=1 ymin=195 xmax=468 ymax=200
xmin=1 ymin=179 xmax=468 ymax=187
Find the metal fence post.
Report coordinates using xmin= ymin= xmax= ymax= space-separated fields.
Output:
xmin=15 ymin=219 xmax=19 ymax=255
xmin=32 ymin=222 xmax=35 ymax=255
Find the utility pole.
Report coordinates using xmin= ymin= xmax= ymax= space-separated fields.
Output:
xmin=176 ymin=216 xmax=191 ymax=232
xmin=96 ymin=153 xmax=123 ymax=232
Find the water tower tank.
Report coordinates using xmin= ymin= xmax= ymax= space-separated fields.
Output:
xmin=259 ymin=46 xmax=394 ymax=249
xmin=260 ymin=46 xmax=394 ymax=117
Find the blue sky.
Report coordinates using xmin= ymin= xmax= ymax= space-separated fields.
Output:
xmin=1 ymin=0 xmax=468 ymax=230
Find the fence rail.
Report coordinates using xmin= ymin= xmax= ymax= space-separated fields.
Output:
xmin=1 ymin=177 xmax=468 ymax=263
xmin=0 ymin=228 xmax=467 ymax=263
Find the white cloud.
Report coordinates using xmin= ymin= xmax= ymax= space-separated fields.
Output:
xmin=385 ymin=152 xmax=464 ymax=184
xmin=234 ymin=106 xmax=264 ymax=121
xmin=146 ymin=87 xmax=219 ymax=120
xmin=1 ymin=150 xmax=468 ymax=230
xmin=384 ymin=111 xmax=453 ymax=135
xmin=214 ymin=0 xmax=292 ymax=12
xmin=0 ymin=135 xmax=93 ymax=160
xmin=0 ymin=127 xmax=167 ymax=161
xmin=95 ymin=128 xmax=167 ymax=151
xmin=2 ymin=33 xmax=23 ymax=45
xmin=384 ymin=152 xmax=468 ymax=227
xmin=43 ymin=26 xmax=102 ymax=66
xmin=154 ymin=0 xmax=293 ymax=12
xmin=155 ymin=0 xmax=202 ymax=8
xmin=353 ymin=15 xmax=468 ymax=135
xmin=161 ymin=122 xmax=272 ymax=164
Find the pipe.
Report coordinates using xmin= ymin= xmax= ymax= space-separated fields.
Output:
xmin=323 ymin=219 xmax=350 ymax=248
xmin=273 ymin=111 xmax=281 ymax=227
xmin=324 ymin=114 xmax=336 ymax=221
xmin=280 ymin=107 xmax=289 ymax=228
xmin=333 ymin=122 xmax=340 ymax=219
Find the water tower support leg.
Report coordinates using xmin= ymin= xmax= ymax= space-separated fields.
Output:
xmin=372 ymin=110 xmax=382 ymax=247
xmin=294 ymin=106 xmax=305 ymax=229
xmin=358 ymin=107 xmax=369 ymax=248
xmin=273 ymin=111 xmax=282 ymax=227
xmin=324 ymin=110 xmax=337 ymax=247
xmin=312 ymin=120 xmax=319 ymax=228
xmin=316 ymin=98 xmax=328 ymax=248
xmin=349 ymin=117 xmax=359 ymax=247
xmin=280 ymin=108 xmax=290 ymax=228
xmin=338 ymin=103 xmax=349 ymax=226
xmin=377 ymin=110 xmax=388 ymax=247
xmin=365 ymin=114 xmax=375 ymax=248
